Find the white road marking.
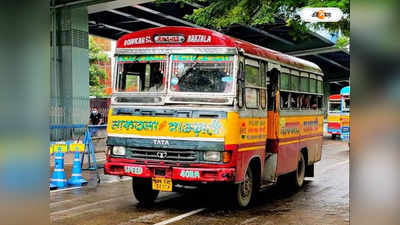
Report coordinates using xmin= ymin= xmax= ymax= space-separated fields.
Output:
xmin=117 ymin=210 xmax=169 ymax=225
xmin=50 ymin=186 xmax=81 ymax=193
xmin=50 ymin=197 xmax=81 ymax=208
xmin=153 ymin=208 xmax=206 ymax=225
xmin=102 ymin=177 xmax=131 ymax=184
xmin=240 ymin=216 xmax=260 ymax=224
xmin=52 ymin=208 xmax=104 ymax=221
xmin=50 ymin=196 xmax=129 ymax=216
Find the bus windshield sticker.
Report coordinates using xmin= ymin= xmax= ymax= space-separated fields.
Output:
xmin=221 ymin=76 xmax=233 ymax=82
xmin=118 ymin=55 xmax=166 ymax=63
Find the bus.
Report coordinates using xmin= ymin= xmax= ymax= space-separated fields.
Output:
xmin=327 ymin=94 xmax=342 ymax=139
xmin=340 ymin=86 xmax=350 ymax=141
xmin=104 ymin=27 xmax=324 ymax=208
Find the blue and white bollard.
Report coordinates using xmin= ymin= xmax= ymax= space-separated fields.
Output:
xmin=67 ymin=151 xmax=87 ymax=186
xmin=50 ymin=151 xmax=67 ymax=188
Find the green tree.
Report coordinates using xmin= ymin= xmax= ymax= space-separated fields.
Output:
xmin=158 ymin=0 xmax=349 ymax=40
xmin=89 ymin=36 xmax=108 ymax=97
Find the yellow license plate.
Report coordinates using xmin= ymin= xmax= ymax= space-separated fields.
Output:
xmin=152 ymin=177 xmax=172 ymax=192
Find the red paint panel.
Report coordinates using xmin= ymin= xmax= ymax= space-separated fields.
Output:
xmin=104 ymin=162 xmax=235 ymax=182
xmin=328 ymin=122 xmax=340 ymax=130
xmin=329 ymin=94 xmax=341 ymax=100
xmin=276 ymin=143 xmax=299 ymax=175
xmin=116 ymin=27 xmax=321 ymax=72
xmin=117 ymin=26 xmax=236 ymax=48
xmin=235 ymin=149 xmax=265 ymax=183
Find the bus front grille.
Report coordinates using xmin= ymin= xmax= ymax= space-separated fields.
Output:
xmin=127 ymin=148 xmax=198 ymax=162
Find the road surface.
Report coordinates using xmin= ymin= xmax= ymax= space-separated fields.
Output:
xmin=50 ymin=137 xmax=349 ymax=225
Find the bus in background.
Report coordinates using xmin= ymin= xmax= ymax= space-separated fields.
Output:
xmin=327 ymin=94 xmax=342 ymax=139
xmin=104 ymin=27 xmax=324 ymax=208
xmin=340 ymin=86 xmax=350 ymax=141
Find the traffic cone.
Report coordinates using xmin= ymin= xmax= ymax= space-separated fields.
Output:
xmin=67 ymin=151 xmax=87 ymax=186
xmin=50 ymin=151 xmax=67 ymax=188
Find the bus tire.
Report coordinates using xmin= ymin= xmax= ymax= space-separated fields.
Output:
xmin=289 ymin=152 xmax=306 ymax=189
xmin=234 ymin=166 xmax=254 ymax=208
xmin=132 ymin=178 xmax=159 ymax=206
xmin=332 ymin=134 xmax=337 ymax=139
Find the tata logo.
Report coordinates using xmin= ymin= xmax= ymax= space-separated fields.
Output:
xmin=153 ymin=139 xmax=169 ymax=146
xmin=156 ymin=151 xmax=168 ymax=159
xmin=299 ymin=7 xmax=343 ymax=22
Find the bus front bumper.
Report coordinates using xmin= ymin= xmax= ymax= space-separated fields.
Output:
xmin=104 ymin=162 xmax=236 ymax=182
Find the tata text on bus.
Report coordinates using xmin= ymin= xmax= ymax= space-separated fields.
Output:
xmin=104 ymin=27 xmax=324 ymax=208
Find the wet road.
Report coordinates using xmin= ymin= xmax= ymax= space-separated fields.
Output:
xmin=50 ymin=137 xmax=349 ymax=225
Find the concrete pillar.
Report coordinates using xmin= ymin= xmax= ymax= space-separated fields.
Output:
xmin=323 ymin=82 xmax=331 ymax=119
xmin=51 ymin=7 xmax=89 ymax=126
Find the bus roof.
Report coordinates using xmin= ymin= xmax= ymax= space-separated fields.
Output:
xmin=329 ymin=94 xmax=341 ymax=100
xmin=340 ymin=86 xmax=350 ymax=95
xmin=117 ymin=26 xmax=323 ymax=75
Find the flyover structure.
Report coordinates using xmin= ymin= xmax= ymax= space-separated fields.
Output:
xmin=50 ymin=0 xmax=349 ymax=125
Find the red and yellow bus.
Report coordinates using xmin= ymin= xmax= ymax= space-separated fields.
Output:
xmin=327 ymin=94 xmax=342 ymax=138
xmin=104 ymin=27 xmax=324 ymax=207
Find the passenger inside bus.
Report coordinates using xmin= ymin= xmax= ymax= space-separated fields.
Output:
xmin=280 ymin=92 xmax=290 ymax=109
xmin=148 ymin=70 xmax=164 ymax=92
xmin=175 ymin=64 xmax=228 ymax=93
xmin=118 ymin=62 xmax=165 ymax=93
xmin=301 ymin=95 xmax=310 ymax=109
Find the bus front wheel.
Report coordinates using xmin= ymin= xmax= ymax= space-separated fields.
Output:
xmin=234 ymin=167 xmax=254 ymax=208
xmin=132 ymin=178 xmax=159 ymax=206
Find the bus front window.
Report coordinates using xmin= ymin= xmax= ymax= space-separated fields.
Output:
xmin=170 ymin=54 xmax=234 ymax=93
xmin=329 ymin=102 xmax=341 ymax=112
xmin=116 ymin=55 xmax=167 ymax=93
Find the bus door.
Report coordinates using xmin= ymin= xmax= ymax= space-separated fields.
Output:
xmin=263 ymin=62 xmax=280 ymax=183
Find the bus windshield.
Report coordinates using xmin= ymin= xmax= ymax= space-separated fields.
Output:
xmin=329 ymin=102 xmax=341 ymax=112
xmin=115 ymin=55 xmax=167 ymax=93
xmin=343 ymin=97 xmax=350 ymax=112
xmin=169 ymin=54 xmax=235 ymax=94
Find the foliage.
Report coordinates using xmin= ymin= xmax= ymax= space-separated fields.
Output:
xmin=89 ymin=85 xmax=107 ymax=98
xmin=89 ymin=36 xmax=108 ymax=97
xmin=336 ymin=36 xmax=350 ymax=49
xmin=157 ymin=0 xmax=349 ymax=40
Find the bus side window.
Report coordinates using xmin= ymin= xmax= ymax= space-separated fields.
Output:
xmin=290 ymin=93 xmax=300 ymax=109
xmin=267 ymin=69 xmax=278 ymax=111
xmin=310 ymin=95 xmax=318 ymax=110
xmin=317 ymin=96 xmax=323 ymax=109
xmin=280 ymin=91 xmax=290 ymax=110
xmin=301 ymin=95 xmax=310 ymax=110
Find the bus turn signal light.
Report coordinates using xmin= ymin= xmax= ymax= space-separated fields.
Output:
xmin=223 ymin=151 xmax=232 ymax=163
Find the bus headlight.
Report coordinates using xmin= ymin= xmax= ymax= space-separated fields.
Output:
xmin=112 ymin=146 xmax=126 ymax=156
xmin=204 ymin=151 xmax=221 ymax=162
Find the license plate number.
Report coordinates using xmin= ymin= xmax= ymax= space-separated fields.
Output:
xmin=152 ymin=177 xmax=172 ymax=192
xmin=124 ymin=166 xmax=143 ymax=175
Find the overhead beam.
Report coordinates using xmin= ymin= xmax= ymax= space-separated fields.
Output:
xmin=108 ymin=9 xmax=166 ymax=27
xmin=185 ymin=2 xmax=203 ymax=8
xmin=245 ymin=26 xmax=295 ymax=46
xmin=287 ymin=46 xmax=348 ymax=57
xmin=314 ymin=54 xmax=350 ymax=72
xmin=52 ymin=0 xmax=111 ymax=9
xmin=133 ymin=5 xmax=202 ymax=28
xmin=88 ymin=0 xmax=151 ymax=13
xmin=89 ymin=21 xmax=133 ymax=34
xmin=100 ymin=23 xmax=132 ymax=33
